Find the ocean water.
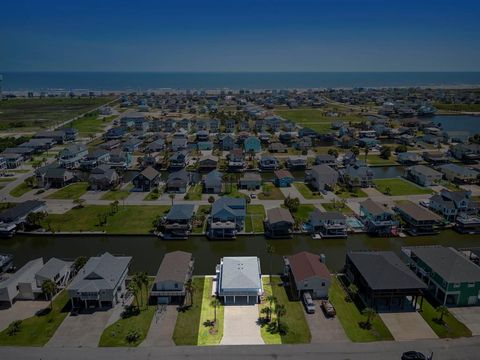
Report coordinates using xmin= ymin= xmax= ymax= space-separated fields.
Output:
xmin=2 ymin=72 xmax=480 ymax=92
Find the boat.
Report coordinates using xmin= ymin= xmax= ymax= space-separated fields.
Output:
xmin=0 ymin=253 xmax=14 ymax=273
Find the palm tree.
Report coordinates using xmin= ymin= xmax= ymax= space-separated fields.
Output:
xmin=362 ymin=307 xmax=376 ymax=327
xmin=364 ymin=146 xmax=369 ymax=162
xmin=127 ymin=280 xmax=140 ymax=307
xmin=266 ymin=295 xmax=277 ymax=322
xmin=137 ymin=272 xmax=149 ymax=308
xmin=169 ymin=193 xmax=175 ymax=206
xmin=260 ymin=307 xmax=272 ymax=322
xmin=41 ymin=279 xmax=58 ymax=309
xmin=274 ymin=304 xmax=286 ymax=329
xmin=436 ymin=305 xmax=449 ymax=323
xmin=210 ymin=298 xmax=222 ymax=325
xmin=184 ymin=279 xmax=195 ymax=307
xmin=266 ymin=244 xmax=275 ymax=283
xmin=73 ymin=256 xmax=87 ymax=274
xmin=348 ymin=284 xmax=358 ymax=301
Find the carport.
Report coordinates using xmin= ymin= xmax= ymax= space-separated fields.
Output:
xmin=223 ymin=295 xmax=257 ymax=305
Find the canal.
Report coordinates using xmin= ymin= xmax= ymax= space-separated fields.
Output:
xmin=1 ymin=231 xmax=478 ymax=275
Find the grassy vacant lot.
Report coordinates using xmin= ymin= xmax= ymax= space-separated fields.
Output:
xmin=0 ymin=290 xmax=70 ymax=346
xmin=322 ymin=202 xmax=354 ymax=215
xmin=46 ymin=182 xmax=89 ymax=199
xmin=258 ymin=182 xmax=285 ymax=200
xmin=41 ymin=205 xmax=170 ymax=233
xmin=71 ymin=113 xmax=116 ymax=137
xmin=0 ymin=97 xmax=115 ymax=131
xmin=329 ymin=278 xmax=393 ymax=342
xmin=259 ymin=277 xmax=311 ymax=344
xmin=366 ymin=154 xmax=398 ymax=166
xmin=293 ymin=182 xmax=323 ymax=199
xmin=173 ymin=277 xmax=224 ymax=346
xmin=434 ymin=102 xmax=480 ymax=112
xmin=101 ymin=184 xmax=133 ymax=201
xmin=185 ymin=184 xmax=203 ymax=200
xmin=373 ymin=178 xmax=433 ymax=196
xmin=335 ymin=187 xmax=368 ymax=199
xmin=222 ymin=184 xmax=249 ymax=200
xmin=9 ymin=181 xmax=33 ymax=197
xmin=419 ymin=298 xmax=471 ymax=338
xmin=283 ymin=204 xmax=315 ymax=223
xmin=245 ymin=204 xmax=266 ymax=233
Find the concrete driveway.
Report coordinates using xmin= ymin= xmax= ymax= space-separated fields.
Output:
xmin=380 ymin=312 xmax=437 ymax=341
xmin=449 ymin=307 xmax=480 ymax=335
xmin=140 ymin=305 xmax=177 ymax=346
xmin=0 ymin=300 xmax=50 ymax=332
xmin=47 ymin=308 xmax=114 ymax=347
xmin=305 ymin=301 xmax=348 ymax=343
xmin=220 ymin=305 xmax=264 ymax=345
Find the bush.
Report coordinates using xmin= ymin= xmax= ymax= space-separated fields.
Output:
xmin=121 ymin=305 xmax=140 ymax=319
xmin=7 ymin=320 xmax=22 ymax=336
xmin=125 ymin=329 xmax=142 ymax=343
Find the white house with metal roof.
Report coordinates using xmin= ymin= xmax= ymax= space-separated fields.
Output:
xmin=216 ymin=256 xmax=263 ymax=305
xmin=0 ymin=258 xmax=44 ymax=306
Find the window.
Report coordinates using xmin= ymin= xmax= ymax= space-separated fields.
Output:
xmin=174 ymin=283 xmax=178 ymax=289
xmin=454 ymin=283 xmax=460 ymax=288
xmin=468 ymin=283 xmax=475 ymax=288
xmin=321 ymin=282 xmax=326 ymax=287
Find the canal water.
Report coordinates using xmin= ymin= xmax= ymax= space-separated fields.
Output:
xmin=370 ymin=166 xmax=405 ymax=179
xmin=1 ymin=232 xmax=478 ymax=275
xmin=429 ymin=115 xmax=480 ymax=133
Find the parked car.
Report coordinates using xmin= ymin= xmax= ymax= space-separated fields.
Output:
xmin=401 ymin=351 xmax=433 ymax=360
xmin=419 ymin=200 xmax=430 ymax=208
xmin=321 ymin=300 xmax=336 ymax=317
xmin=250 ymin=193 xmax=257 ymax=199
xmin=302 ymin=292 xmax=315 ymax=314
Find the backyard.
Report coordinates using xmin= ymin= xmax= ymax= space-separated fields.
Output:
xmin=245 ymin=205 xmax=266 ymax=233
xmin=46 ymin=182 xmax=89 ymax=200
xmin=293 ymin=182 xmax=323 ymax=199
xmin=322 ymin=202 xmax=354 ymax=215
xmin=373 ymin=178 xmax=434 ymax=196
xmin=258 ymin=182 xmax=285 ymax=200
xmin=289 ymin=204 xmax=315 ymax=223
xmin=366 ymin=154 xmax=398 ymax=166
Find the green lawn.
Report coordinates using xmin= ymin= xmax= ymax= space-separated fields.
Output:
xmin=0 ymin=290 xmax=70 ymax=346
xmin=222 ymin=184 xmax=249 ymax=200
xmin=373 ymin=178 xmax=433 ymax=196
xmin=173 ymin=277 xmax=224 ymax=346
xmin=322 ymin=202 xmax=354 ymax=215
xmin=258 ymin=182 xmax=285 ymax=200
xmin=366 ymin=154 xmax=398 ymax=166
xmin=245 ymin=204 xmax=266 ymax=233
xmin=41 ymin=205 xmax=170 ymax=233
xmin=9 ymin=181 xmax=33 ymax=197
xmin=46 ymin=182 xmax=89 ymax=199
xmin=433 ymin=102 xmax=480 ymax=112
xmin=419 ymin=298 xmax=471 ymax=338
xmin=144 ymin=190 xmax=160 ymax=201
xmin=192 ymin=205 xmax=211 ymax=234
xmin=101 ymin=184 xmax=133 ymax=201
xmin=185 ymin=184 xmax=203 ymax=200
xmin=288 ymin=204 xmax=315 ymax=223
xmin=329 ymin=278 xmax=393 ymax=342
xmin=71 ymin=114 xmax=116 ymax=137
xmin=335 ymin=187 xmax=368 ymax=199
xmin=293 ymin=182 xmax=323 ymax=199
xmin=258 ymin=276 xmax=311 ymax=344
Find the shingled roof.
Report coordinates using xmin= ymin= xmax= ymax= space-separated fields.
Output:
xmin=153 ymin=251 xmax=193 ymax=285
xmin=287 ymin=251 xmax=331 ymax=282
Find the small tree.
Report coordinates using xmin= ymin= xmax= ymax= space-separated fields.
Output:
xmin=347 ymin=284 xmax=358 ymax=302
xmin=362 ymin=307 xmax=376 ymax=327
xmin=184 ymin=279 xmax=195 ymax=307
xmin=127 ymin=280 xmax=140 ymax=308
xmin=436 ymin=305 xmax=449 ymax=323
xmin=41 ymin=279 xmax=58 ymax=309
xmin=260 ymin=306 xmax=272 ymax=322
xmin=364 ymin=147 xmax=369 ymax=162
xmin=169 ymin=193 xmax=175 ymax=206
xmin=210 ymin=298 xmax=222 ymax=325
xmin=208 ymin=196 xmax=215 ymax=204
xmin=73 ymin=256 xmax=88 ymax=273
xmin=380 ymin=146 xmax=391 ymax=159
xmin=274 ymin=304 xmax=286 ymax=330
xmin=7 ymin=320 xmax=22 ymax=336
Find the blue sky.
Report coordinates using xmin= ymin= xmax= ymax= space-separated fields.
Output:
xmin=1 ymin=0 xmax=479 ymax=71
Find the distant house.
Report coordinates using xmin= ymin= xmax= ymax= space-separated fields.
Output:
xmin=308 ymin=208 xmax=347 ymax=238
xmin=196 ymin=130 xmax=209 ymax=142
xmin=273 ymin=169 xmax=294 ymax=187
xmin=397 ymin=152 xmax=422 ymax=165
xmin=451 ymin=143 xmax=480 ymax=163
xmin=359 ymin=199 xmax=398 ymax=236
xmin=132 ymin=166 xmax=160 ymax=192
xmin=238 ymin=172 xmax=262 ymax=190
xmin=108 ymin=149 xmax=132 ymax=169
xmin=341 ymin=161 xmax=374 ymax=188
xmin=19 ymin=138 xmax=55 ymax=153
xmin=0 ymin=201 xmax=46 ymax=237
xmin=1 ymin=153 xmax=23 ymax=169
xmin=0 ymin=258 xmax=44 ymax=306
xmin=285 ymin=156 xmax=307 ymax=170
xmin=264 ymin=207 xmax=294 ymax=238
xmin=203 ymin=170 xmax=223 ymax=194
xmin=315 ymin=154 xmax=336 ymax=166
xmin=34 ymin=130 xmax=67 ymax=144
xmin=268 ymin=142 xmax=288 ymax=153
xmin=122 ymin=138 xmax=143 ymax=153
xmin=394 ymin=201 xmax=443 ymax=235
xmin=228 ymin=148 xmax=245 ymax=172
xmin=220 ymin=134 xmax=236 ymax=151
xmin=88 ymin=165 xmax=119 ymax=191
xmin=345 ymin=251 xmax=427 ymax=310
xmin=197 ymin=141 xmax=213 ymax=150
xmin=259 ymin=155 xmax=279 ymax=170
xmin=166 ymin=169 xmax=190 ymax=193
xmin=208 ymin=197 xmax=246 ymax=239
xmin=80 ymin=149 xmax=110 ymax=170
xmin=405 ymin=165 xmax=442 ymax=187
xmin=216 ymin=256 xmax=263 ymax=305
xmin=198 ymin=155 xmax=218 ymax=173
xmin=225 ymin=119 xmax=236 ymax=133
xmin=36 ymin=165 xmax=75 ymax=188
xmin=169 ymin=150 xmax=189 ymax=169
xmin=299 ymin=127 xmax=317 ymax=138
xmin=59 ymin=144 xmax=88 ymax=169
xmin=284 ymin=252 xmax=331 ymax=299
xmin=146 ymin=139 xmax=165 ymax=153
xmin=404 ymin=246 xmax=480 ymax=306
xmin=171 ymin=132 xmax=188 ymax=151
xmin=104 ymin=127 xmax=125 ymax=140
xmin=294 ymin=137 xmax=312 ymax=151
xmin=306 ymin=165 xmax=338 ymax=191
xmin=243 ymin=136 xmax=261 ymax=153
xmin=429 ymin=189 xmax=478 ymax=226
xmin=162 ymin=204 xmax=195 ymax=239
xmin=150 ymin=251 xmax=194 ymax=304
xmin=422 ymin=151 xmax=449 ymax=165
xmin=67 ymin=252 xmax=131 ymax=309
xmin=438 ymin=164 xmax=479 ymax=184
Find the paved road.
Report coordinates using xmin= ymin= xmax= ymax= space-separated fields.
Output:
xmin=1 ymin=336 xmax=480 ymax=359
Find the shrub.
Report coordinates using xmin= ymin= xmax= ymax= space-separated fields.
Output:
xmin=125 ymin=329 xmax=142 ymax=343
xmin=7 ymin=320 xmax=22 ymax=336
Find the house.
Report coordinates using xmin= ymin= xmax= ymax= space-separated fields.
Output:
xmin=210 ymin=119 xmax=220 ymax=132
xmin=34 ymin=130 xmax=67 ymax=144
xmin=259 ymin=156 xmax=279 ymax=170
xmin=220 ymin=134 xmax=236 ymax=151
xmin=19 ymin=138 xmax=56 ymax=152
xmin=294 ymin=137 xmax=313 ymax=151
xmin=225 ymin=119 xmax=236 ymax=133
xmin=397 ymin=152 xmax=422 ymax=165
xmin=62 ymin=128 xmax=78 ymax=141
xmin=264 ymin=207 xmax=294 ymax=238
xmin=150 ymin=251 xmax=194 ymax=304
xmin=216 ymin=256 xmax=263 ymax=305
xmin=451 ymin=143 xmax=480 ymax=163
xmin=105 ymin=127 xmax=126 ymax=140
xmin=35 ymin=258 xmax=72 ymax=288
xmin=422 ymin=151 xmax=449 ymax=165
xmin=273 ymin=169 xmax=294 ymax=187
xmin=268 ymin=142 xmax=288 ymax=153
xmin=309 ymin=208 xmax=347 ymax=238
xmin=108 ymin=149 xmax=132 ymax=169
xmin=198 ymin=155 xmax=218 ymax=172
xmin=0 ymin=258 xmax=44 ymax=307
xmin=80 ymin=149 xmax=110 ymax=170
xmin=405 ymin=165 xmax=442 ymax=187
xmin=171 ymin=132 xmax=188 ymax=151
xmin=345 ymin=251 xmax=427 ymax=310
xmin=438 ymin=164 xmax=479 ymax=184
xmin=429 ymin=189 xmax=477 ymax=223
xmin=306 ymin=165 xmax=339 ymax=191
xmin=299 ymin=127 xmax=317 ymax=138
xmin=341 ymin=161 xmax=374 ymax=188
xmin=146 ymin=139 xmax=165 ymax=153
xmin=285 ymin=156 xmax=307 ymax=170
xmin=197 ymin=141 xmax=213 ymax=150
xmin=208 ymin=197 xmax=246 ymax=239
xmin=67 ymin=252 xmax=131 ymax=309
xmin=404 ymin=246 xmax=480 ymax=306
xmin=0 ymin=200 xmax=46 ymax=237
xmin=0 ymin=157 xmax=6 ymax=171
xmin=58 ymin=144 xmax=88 ymax=169
xmin=88 ymin=165 xmax=119 ymax=191
xmin=359 ymin=199 xmax=398 ymax=236
xmin=196 ymin=130 xmax=209 ymax=142
xmin=394 ymin=201 xmax=443 ymax=235
xmin=243 ymin=136 xmax=261 ymax=153
xmin=228 ymin=148 xmax=245 ymax=172
xmin=284 ymin=252 xmax=331 ymax=299
xmin=36 ymin=165 xmax=75 ymax=188
xmin=238 ymin=172 xmax=262 ymax=190
xmin=169 ymin=150 xmax=189 ymax=169
xmin=203 ymin=170 xmax=223 ymax=194
xmin=142 ymin=154 xmax=161 ymax=168
xmin=162 ymin=204 xmax=195 ymax=239
xmin=132 ymin=166 xmax=160 ymax=192
xmin=166 ymin=169 xmax=190 ymax=193
xmin=259 ymin=131 xmax=271 ymax=143
xmin=315 ymin=154 xmax=336 ymax=166
xmin=122 ymin=138 xmax=143 ymax=153
xmin=1 ymin=153 xmax=23 ymax=169
xmin=3 ymin=147 xmax=35 ymax=160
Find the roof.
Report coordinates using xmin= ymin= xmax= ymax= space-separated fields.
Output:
xmin=212 ymin=197 xmax=246 ymax=218
xmin=138 ymin=166 xmax=159 ymax=181
xmin=165 ymin=204 xmax=195 ymax=221
xmin=220 ymin=257 xmax=262 ymax=291
xmin=409 ymin=165 xmax=442 ymax=177
xmin=0 ymin=258 xmax=44 ymax=289
xmin=36 ymin=258 xmax=72 ymax=280
xmin=407 ymin=246 xmax=480 ymax=283
xmin=240 ymin=172 xmax=261 ymax=181
xmin=310 ymin=164 xmax=338 ymax=176
xmin=154 ymin=251 xmax=193 ymax=285
xmin=267 ymin=207 xmax=294 ymax=224
xmin=204 ymin=170 xmax=223 ymax=184
xmin=68 ymin=252 xmax=131 ymax=293
xmin=167 ymin=169 xmax=189 ymax=184
xmin=0 ymin=201 xmax=45 ymax=223
xmin=361 ymin=199 xmax=393 ymax=216
xmin=395 ymin=201 xmax=442 ymax=221
xmin=274 ymin=169 xmax=293 ymax=179
xmin=287 ymin=251 xmax=331 ymax=282
xmin=439 ymin=163 xmax=478 ymax=177
xmin=347 ymin=251 xmax=427 ymax=291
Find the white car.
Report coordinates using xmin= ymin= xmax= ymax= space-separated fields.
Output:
xmin=302 ymin=292 xmax=315 ymax=314
xmin=250 ymin=193 xmax=257 ymax=199
xmin=420 ymin=200 xmax=430 ymax=208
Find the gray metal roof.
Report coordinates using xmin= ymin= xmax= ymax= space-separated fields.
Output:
xmin=36 ymin=258 xmax=72 ymax=280
xmin=0 ymin=258 xmax=44 ymax=288
xmin=267 ymin=207 xmax=294 ymax=224
xmin=165 ymin=204 xmax=195 ymax=221
xmin=220 ymin=257 xmax=262 ymax=291
xmin=0 ymin=201 xmax=45 ymax=223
